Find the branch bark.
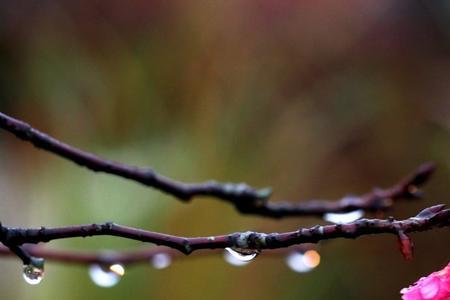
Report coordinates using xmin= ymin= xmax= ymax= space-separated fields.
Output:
xmin=1 ymin=205 xmax=448 ymax=262
xmin=0 ymin=244 xmax=311 ymax=266
xmin=0 ymin=112 xmax=435 ymax=218
xmin=237 ymin=161 xmax=434 ymax=217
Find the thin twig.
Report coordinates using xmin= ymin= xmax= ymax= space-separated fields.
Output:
xmin=0 ymin=245 xmax=180 ymax=266
xmin=237 ymin=162 xmax=435 ymax=217
xmin=0 ymin=245 xmax=312 ymax=266
xmin=0 ymin=112 xmax=269 ymax=201
xmin=0 ymin=112 xmax=435 ymax=218
xmin=0 ymin=205 xmax=448 ymax=261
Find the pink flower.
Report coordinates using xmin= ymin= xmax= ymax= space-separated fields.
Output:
xmin=401 ymin=263 xmax=450 ymax=300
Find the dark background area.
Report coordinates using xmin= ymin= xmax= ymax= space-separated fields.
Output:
xmin=0 ymin=1 xmax=450 ymax=299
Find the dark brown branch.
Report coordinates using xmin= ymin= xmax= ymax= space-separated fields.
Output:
xmin=0 ymin=112 xmax=436 ymax=218
xmin=2 ymin=243 xmax=45 ymax=270
xmin=4 ymin=243 xmax=33 ymax=264
xmin=238 ymin=162 xmax=435 ymax=217
xmin=0 ymin=245 xmax=311 ymax=266
xmin=0 ymin=112 xmax=270 ymax=202
xmin=1 ymin=205 xmax=448 ymax=260
xmin=0 ymin=245 xmax=180 ymax=266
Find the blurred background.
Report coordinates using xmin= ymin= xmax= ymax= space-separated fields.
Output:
xmin=1 ymin=1 xmax=450 ymax=299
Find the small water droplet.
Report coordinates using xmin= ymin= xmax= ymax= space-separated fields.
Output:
xmin=151 ymin=253 xmax=171 ymax=269
xmin=407 ymin=185 xmax=421 ymax=197
xmin=224 ymin=247 xmax=259 ymax=266
xmin=324 ymin=210 xmax=364 ymax=224
xmin=22 ymin=264 xmax=44 ymax=285
xmin=286 ymin=250 xmax=321 ymax=273
xmin=88 ymin=264 xmax=124 ymax=288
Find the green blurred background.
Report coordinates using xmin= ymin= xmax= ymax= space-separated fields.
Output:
xmin=1 ymin=1 xmax=450 ymax=299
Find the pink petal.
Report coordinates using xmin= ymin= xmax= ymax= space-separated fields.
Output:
xmin=401 ymin=263 xmax=450 ymax=300
xmin=419 ymin=277 xmax=440 ymax=299
xmin=401 ymin=287 xmax=423 ymax=300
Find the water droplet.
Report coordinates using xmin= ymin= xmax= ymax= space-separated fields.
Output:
xmin=88 ymin=264 xmax=124 ymax=288
xmin=22 ymin=264 xmax=44 ymax=285
xmin=324 ymin=210 xmax=364 ymax=224
xmin=224 ymin=247 xmax=259 ymax=266
xmin=286 ymin=250 xmax=321 ymax=273
xmin=224 ymin=249 xmax=250 ymax=266
xmin=151 ymin=253 xmax=171 ymax=269
xmin=408 ymin=185 xmax=421 ymax=197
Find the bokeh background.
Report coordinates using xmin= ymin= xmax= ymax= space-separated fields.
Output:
xmin=1 ymin=1 xmax=450 ymax=299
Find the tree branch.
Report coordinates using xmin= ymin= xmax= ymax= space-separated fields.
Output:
xmin=235 ymin=162 xmax=435 ymax=217
xmin=0 ymin=244 xmax=311 ymax=266
xmin=1 ymin=205 xmax=448 ymax=263
xmin=3 ymin=243 xmax=34 ymax=265
xmin=0 ymin=245 xmax=180 ymax=266
xmin=0 ymin=112 xmax=435 ymax=218
xmin=0 ymin=112 xmax=270 ymax=202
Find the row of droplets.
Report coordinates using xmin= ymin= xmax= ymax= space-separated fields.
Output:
xmin=22 ymin=209 xmax=363 ymax=287
xmin=22 ymin=252 xmax=172 ymax=287
xmin=23 ymin=248 xmax=322 ymax=288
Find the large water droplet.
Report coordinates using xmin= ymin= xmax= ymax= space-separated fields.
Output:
xmin=286 ymin=250 xmax=321 ymax=273
xmin=151 ymin=253 xmax=171 ymax=270
xmin=22 ymin=264 xmax=44 ymax=285
xmin=88 ymin=264 xmax=125 ymax=288
xmin=224 ymin=247 xmax=259 ymax=266
xmin=324 ymin=209 xmax=364 ymax=224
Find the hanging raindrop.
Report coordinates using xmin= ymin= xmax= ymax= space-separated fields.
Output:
xmin=88 ymin=264 xmax=125 ymax=288
xmin=408 ymin=185 xmax=419 ymax=195
xmin=324 ymin=209 xmax=364 ymax=224
xmin=151 ymin=253 xmax=172 ymax=270
xmin=224 ymin=247 xmax=259 ymax=266
xmin=22 ymin=264 xmax=44 ymax=285
xmin=286 ymin=250 xmax=321 ymax=273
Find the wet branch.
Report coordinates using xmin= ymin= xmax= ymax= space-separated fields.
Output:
xmin=0 ymin=245 xmax=181 ymax=266
xmin=0 ymin=112 xmax=271 ymax=202
xmin=0 ymin=112 xmax=435 ymax=218
xmin=1 ymin=205 xmax=449 ymax=264
xmin=0 ymin=244 xmax=311 ymax=266
xmin=237 ymin=162 xmax=435 ymax=217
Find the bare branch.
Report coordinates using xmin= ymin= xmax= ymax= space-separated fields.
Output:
xmin=3 ymin=243 xmax=34 ymax=265
xmin=0 ymin=112 xmax=435 ymax=218
xmin=236 ymin=162 xmax=435 ymax=217
xmin=0 ymin=112 xmax=269 ymax=201
xmin=0 ymin=205 xmax=448 ymax=260
xmin=0 ymin=245 xmax=311 ymax=266
xmin=0 ymin=245 xmax=180 ymax=266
